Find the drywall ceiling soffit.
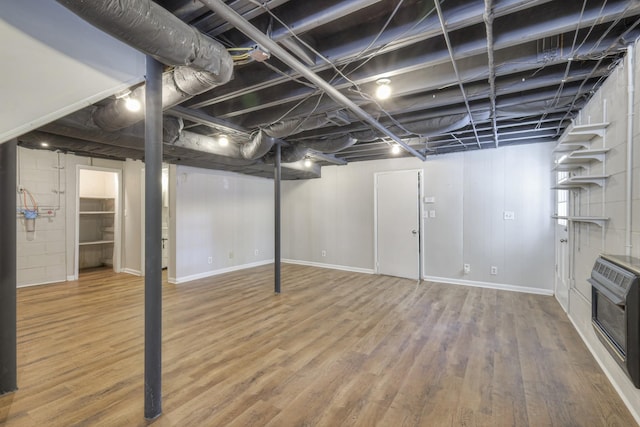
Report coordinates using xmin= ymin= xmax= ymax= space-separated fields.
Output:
xmin=23 ymin=0 xmax=640 ymax=178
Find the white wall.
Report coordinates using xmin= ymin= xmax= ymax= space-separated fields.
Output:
xmin=282 ymin=142 xmax=555 ymax=294
xmin=16 ymin=147 xmax=137 ymax=286
xmin=0 ymin=0 xmax=144 ymax=143
xmin=122 ymin=159 xmax=143 ymax=275
xmin=173 ymin=166 xmax=275 ymax=283
xmin=562 ymin=41 xmax=640 ymax=422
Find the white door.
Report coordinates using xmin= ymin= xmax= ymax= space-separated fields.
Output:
xmin=375 ymin=170 xmax=421 ymax=280
xmin=555 ymin=221 xmax=570 ymax=311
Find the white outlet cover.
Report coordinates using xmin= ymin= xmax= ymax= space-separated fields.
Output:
xmin=503 ymin=211 xmax=515 ymax=220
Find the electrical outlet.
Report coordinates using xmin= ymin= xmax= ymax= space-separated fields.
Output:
xmin=207 ymin=256 xmax=212 ymax=264
xmin=321 ymin=250 xmax=327 ymax=257
xmin=254 ymin=249 xmax=259 ymax=256
xmin=491 ymin=266 xmax=498 ymax=275
xmin=464 ymin=264 xmax=470 ymax=274
xmin=228 ymin=251 xmax=234 ymax=259
xmin=503 ymin=211 xmax=515 ymax=220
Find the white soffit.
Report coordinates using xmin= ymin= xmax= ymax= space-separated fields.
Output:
xmin=0 ymin=0 xmax=145 ymax=143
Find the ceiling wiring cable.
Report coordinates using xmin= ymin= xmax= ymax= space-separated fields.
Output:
xmin=553 ymin=13 xmax=640 ymax=134
xmin=535 ymin=0 xmax=588 ymax=129
xmin=335 ymin=1 xmax=439 ymax=80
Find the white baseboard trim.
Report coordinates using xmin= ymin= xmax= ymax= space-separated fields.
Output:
xmin=66 ymin=275 xmax=76 ymax=282
xmin=122 ymin=268 xmax=142 ymax=276
xmin=18 ymin=279 xmax=66 ymax=288
xmin=282 ymin=259 xmax=375 ymax=275
xmin=422 ymin=275 xmax=554 ymax=296
xmin=567 ymin=312 xmax=640 ymax=426
xmin=172 ymin=259 xmax=274 ymax=284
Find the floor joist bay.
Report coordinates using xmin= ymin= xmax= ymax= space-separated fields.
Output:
xmin=0 ymin=264 xmax=635 ymax=426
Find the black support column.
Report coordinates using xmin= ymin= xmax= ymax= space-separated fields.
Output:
xmin=144 ymin=57 xmax=163 ymax=419
xmin=0 ymin=139 xmax=17 ymax=395
xmin=274 ymin=143 xmax=281 ymax=294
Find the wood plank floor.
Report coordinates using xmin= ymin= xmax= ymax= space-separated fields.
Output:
xmin=0 ymin=264 xmax=635 ymax=426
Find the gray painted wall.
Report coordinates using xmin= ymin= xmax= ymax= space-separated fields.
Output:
xmin=173 ymin=165 xmax=274 ymax=282
xmin=282 ymin=142 xmax=555 ymax=293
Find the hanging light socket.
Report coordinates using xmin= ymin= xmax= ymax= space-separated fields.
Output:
xmin=375 ymin=78 xmax=392 ymax=100
xmin=218 ymin=135 xmax=229 ymax=146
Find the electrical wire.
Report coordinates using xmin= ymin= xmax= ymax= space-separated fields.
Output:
xmin=22 ymin=188 xmax=38 ymax=213
xmin=248 ymin=0 xmax=438 ymax=137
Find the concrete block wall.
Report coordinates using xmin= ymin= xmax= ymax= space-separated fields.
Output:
xmin=16 ymin=147 xmax=66 ymax=286
xmin=562 ymin=42 xmax=640 ymax=423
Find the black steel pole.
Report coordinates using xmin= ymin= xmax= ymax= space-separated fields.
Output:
xmin=0 ymin=139 xmax=17 ymax=395
xmin=144 ymin=57 xmax=163 ymax=419
xmin=274 ymin=143 xmax=281 ymax=294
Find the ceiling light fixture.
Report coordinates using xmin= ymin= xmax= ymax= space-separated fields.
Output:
xmin=218 ymin=135 xmax=229 ymax=146
xmin=375 ymin=78 xmax=392 ymax=100
xmin=304 ymin=158 xmax=313 ymax=168
xmin=391 ymin=144 xmax=401 ymax=155
xmin=40 ymin=142 xmax=49 ymax=147
xmin=124 ymin=96 xmax=141 ymax=112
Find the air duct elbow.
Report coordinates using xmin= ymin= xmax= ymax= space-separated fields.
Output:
xmin=56 ymin=0 xmax=233 ymax=77
xmin=241 ymin=131 xmax=276 ymax=160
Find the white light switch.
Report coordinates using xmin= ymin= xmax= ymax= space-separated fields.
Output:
xmin=503 ymin=211 xmax=515 ymax=220
xmin=424 ymin=196 xmax=435 ymax=204
xmin=429 ymin=210 xmax=436 ymax=218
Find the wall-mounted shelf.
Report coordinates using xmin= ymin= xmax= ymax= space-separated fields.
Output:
xmin=553 ymin=122 xmax=609 ymax=152
xmin=554 ymin=148 xmax=609 ymax=171
xmin=552 ymin=215 xmax=609 ymax=227
xmin=553 ymin=175 xmax=609 ymax=189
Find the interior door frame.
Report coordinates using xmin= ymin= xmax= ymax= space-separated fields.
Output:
xmin=373 ymin=169 xmax=423 ymax=280
xmin=75 ymin=165 xmax=122 ymax=279
xmin=141 ymin=166 xmax=170 ymax=276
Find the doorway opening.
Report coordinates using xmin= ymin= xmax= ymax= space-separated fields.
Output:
xmin=76 ymin=166 xmax=122 ymax=278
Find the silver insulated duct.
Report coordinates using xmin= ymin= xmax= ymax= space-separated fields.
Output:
xmin=56 ymin=0 xmax=234 ymax=131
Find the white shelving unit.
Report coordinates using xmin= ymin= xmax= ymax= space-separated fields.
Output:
xmin=79 ymin=196 xmax=115 ymax=268
xmin=552 ymin=121 xmax=609 ymax=227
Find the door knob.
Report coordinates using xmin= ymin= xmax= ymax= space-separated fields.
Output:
xmin=560 ymin=238 xmax=567 ymax=243
xmin=411 ymin=229 xmax=418 ymax=235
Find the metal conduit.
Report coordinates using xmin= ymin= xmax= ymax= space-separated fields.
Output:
xmin=484 ymin=0 xmax=499 ymax=148
xmin=434 ymin=0 xmax=482 ymax=149
xmin=198 ymin=0 xmax=426 ymax=161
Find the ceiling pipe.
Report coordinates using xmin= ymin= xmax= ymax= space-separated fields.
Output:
xmin=56 ymin=0 xmax=232 ymax=76
xmin=434 ymin=0 xmax=481 ymax=149
xmin=483 ymin=0 xmax=499 ymax=148
xmin=190 ymin=0 xmax=573 ymax=109
xmin=197 ymin=0 xmax=426 ymax=161
xmin=56 ymin=0 xmax=234 ymax=132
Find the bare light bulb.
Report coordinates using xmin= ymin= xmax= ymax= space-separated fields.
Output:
xmin=304 ymin=158 xmax=313 ymax=168
xmin=124 ymin=97 xmax=141 ymax=112
xmin=375 ymin=78 xmax=392 ymax=100
xmin=391 ymin=145 xmax=401 ymax=155
xmin=219 ymin=135 xmax=229 ymax=146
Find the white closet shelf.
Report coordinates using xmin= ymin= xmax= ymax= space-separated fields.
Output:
xmin=79 ymin=240 xmax=115 ymax=246
xmin=79 ymin=211 xmax=116 ymax=215
xmin=79 ymin=196 xmax=115 ymax=199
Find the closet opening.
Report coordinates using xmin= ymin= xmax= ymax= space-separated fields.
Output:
xmin=76 ymin=166 xmax=122 ymax=278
